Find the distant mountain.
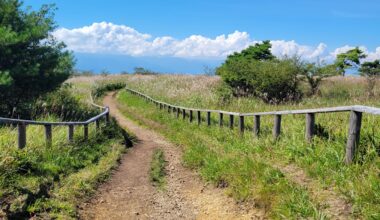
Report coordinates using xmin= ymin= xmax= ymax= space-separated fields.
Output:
xmin=74 ymin=53 xmax=223 ymax=74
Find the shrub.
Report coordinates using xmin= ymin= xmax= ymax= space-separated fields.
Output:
xmin=215 ymin=82 xmax=234 ymax=105
xmin=298 ymin=61 xmax=339 ymax=96
xmin=216 ymin=41 xmax=275 ymax=96
xmin=216 ymin=41 xmax=302 ymax=103
xmin=252 ymin=59 xmax=302 ymax=103
xmin=217 ymin=59 xmax=256 ymax=96
xmin=359 ymin=60 xmax=380 ymax=97
xmin=133 ymin=67 xmax=158 ymax=75
xmin=217 ymin=57 xmax=302 ymax=104
xmin=33 ymin=84 xmax=99 ymax=121
xmin=92 ymin=82 xmax=126 ymax=98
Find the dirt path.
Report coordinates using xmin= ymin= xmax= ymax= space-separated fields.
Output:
xmin=79 ymin=93 xmax=264 ymax=219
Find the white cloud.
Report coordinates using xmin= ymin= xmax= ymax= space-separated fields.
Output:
xmin=53 ymin=22 xmax=379 ymax=62
xmin=326 ymin=45 xmax=380 ymax=63
xmin=53 ymin=22 xmax=253 ymax=58
xmin=270 ymin=40 xmax=327 ymax=60
xmin=365 ymin=47 xmax=380 ymax=61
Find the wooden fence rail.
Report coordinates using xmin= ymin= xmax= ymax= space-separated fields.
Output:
xmin=126 ymin=87 xmax=380 ymax=164
xmin=0 ymin=97 xmax=110 ymax=149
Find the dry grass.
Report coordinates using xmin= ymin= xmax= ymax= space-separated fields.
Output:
xmin=68 ymin=74 xmax=380 ymax=112
xmin=97 ymin=73 xmax=380 ymax=219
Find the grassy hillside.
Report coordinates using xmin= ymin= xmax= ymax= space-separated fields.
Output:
xmin=87 ymin=74 xmax=380 ymax=219
xmin=0 ymin=84 xmax=128 ymax=219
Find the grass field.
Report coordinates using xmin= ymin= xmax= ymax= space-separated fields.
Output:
xmin=96 ymin=74 xmax=380 ymax=219
xmin=0 ymin=83 xmax=127 ymax=219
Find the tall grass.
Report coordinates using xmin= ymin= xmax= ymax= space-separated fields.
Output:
xmin=92 ymin=81 xmax=126 ymax=98
xmin=111 ymin=74 xmax=380 ymax=219
xmin=149 ymin=148 xmax=167 ymax=189
xmin=0 ymin=81 xmax=129 ymax=218
xmin=0 ymin=118 xmax=126 ymax=218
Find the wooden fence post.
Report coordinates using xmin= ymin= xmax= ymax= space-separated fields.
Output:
xmin=45 ymin=124 xmax=52 ymax=146
xmin=253 ymin=115 xmax=260 ymax=137
xmin=18 ymin=123 xmax=26 ymax=149
xmin=345 ymin=111 xmax=362 ymax=164
xmin=219 ymin=113 xmax=223 ymax=127
xmin=84 ymin=124 xmax=88 ymax=140
xmin=189 ymin=110 xmax=193 ymax=123
xmin=229 ymin=115 xmax=234 ymax=129
xmin=105 ymin=109 xmax=110 ymax=125
xmin=207 ymin=111 xmax=211 ymax=126
xmin=96 ymin=119 xmax=100 ymax=131
xmin=239 ymin=115 xmax=245 ymax=134
xmin=197 ymin=111 xmax=201 ymax=125
xmin=160 ymin=103 xmax=163 ymax=110
xmin=176 ymin=108 xmax=180 ymax=118
xmin=305 ymin=113 xmax=315 ymax=142
xmin=273 ymin=115 xmax=281 ymax=139
xmin=68 ymin=125 xmax=74 ymax=142
xmin=182 ymin=109 xmax=186 ymax=120
xmin=168 ymin=106 xmax=171 ymax=113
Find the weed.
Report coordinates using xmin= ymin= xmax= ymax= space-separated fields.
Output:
xmin=111 ymin=74 xmax=380 ymax=219
xmin=149 ymin=149 xmax=167 ymax=189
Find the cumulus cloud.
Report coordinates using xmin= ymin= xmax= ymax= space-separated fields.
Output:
xmin=326 ymin=45 xmax=380 ymax=63
xmin=363 ymin=47 xmax=380 ymax=61
xmin=54 ymin=22 xmax=254 ymax=58
xmin=270 ymin=40 xmax=327 ymax=60
xmin=53 ymin=22 xmax=379 ymax=61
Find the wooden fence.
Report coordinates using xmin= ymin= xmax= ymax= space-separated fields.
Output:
xmin=125 ymin=87 xmax=380 ymax=164
xmin=0 ymin=100 xmax=110 ymax=149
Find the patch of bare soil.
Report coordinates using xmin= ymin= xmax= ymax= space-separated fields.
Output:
xmin=79 ymin=92 xmax=264 ymax=219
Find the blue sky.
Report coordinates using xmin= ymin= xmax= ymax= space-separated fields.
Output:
xmin=27 ymin=0 xmax=380 ymax=73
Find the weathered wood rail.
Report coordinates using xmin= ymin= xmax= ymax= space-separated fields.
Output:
xmin=0 ymin=98 xmax=110 ymax=148
xmin=126 ymin=87 xmax=380 ymax=164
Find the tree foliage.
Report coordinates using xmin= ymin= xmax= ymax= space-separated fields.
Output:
xmin=216 ymin=41 xmax=302 ymax=103
xmin=299 ymin=61 xmax=339 ymax=96
xmin=250 ymin=58 xmax=302 ymax=103
xmin=359 ymin=60 xmax=380 ymax=77
xmin=226 ymin=40 xmax=275 ymax=63
xmin=133 ymin=67 xmax=158 ymax=75
xmin=335 ymin=47 xmax=366 ymax=76
xmin=0 ymin=0 xmax=74 ymax=117
xmin=216 ymin=41 xmax=275 ymax=96
xmin=359 ymin=59 xmax=380 ymax=97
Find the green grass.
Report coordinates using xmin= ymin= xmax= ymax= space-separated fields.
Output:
xmin=0 ymin=117 xmax=127 ymax=219
xmin=0 ymin=78 xmax=135 ymax=218
xmin=117 ymin=92 xmax=325 ymax=218
xmin=116 ymin=86 xmax=380 ymax=219
xmin=149 ymin=148 xmax=167 ymax=189
xmin=65 ymin=74 xmax=379 ymax=218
